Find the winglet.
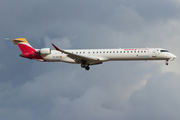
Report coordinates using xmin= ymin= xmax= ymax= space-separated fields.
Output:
xmin=52 ymin=43 xmax=69 ymax=54
xmin=52 ymin=44 xmax=61 ymax=51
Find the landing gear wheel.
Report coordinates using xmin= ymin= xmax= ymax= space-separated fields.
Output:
xmin=85 ymin=66 xmax=90 ymax=70
xmin=165 ymin=60 xmax=169 ymax=66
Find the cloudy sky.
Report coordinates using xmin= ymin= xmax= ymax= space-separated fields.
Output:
xmin=1 ymin=0 xmax=180 ymax=120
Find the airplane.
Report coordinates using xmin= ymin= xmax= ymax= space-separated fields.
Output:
xmin=7 ymin=38 xmax=176 ymax=70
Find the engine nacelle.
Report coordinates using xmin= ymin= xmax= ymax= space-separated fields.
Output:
xmin=36 ymin=48 xmax=51 ymax=55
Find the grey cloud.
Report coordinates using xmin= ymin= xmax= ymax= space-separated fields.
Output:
xmin=0 ymin=61 xmax=162 ymax=120
xmin=125 ymin=0 xmax=180 ymax=21
xmin=0 ymin=0 xmax=180 ymax=120
xmin=127 ymin=72 xmax=180 ymax=120
xmin=44 ymin=36 xmax=72 ymax=49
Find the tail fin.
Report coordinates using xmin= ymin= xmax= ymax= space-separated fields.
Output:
xmin=11 ymin=38 xmax=36 ymax=54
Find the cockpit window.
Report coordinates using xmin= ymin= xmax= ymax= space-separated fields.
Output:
xmin=161 ymin=50 xmax=169 ymax=52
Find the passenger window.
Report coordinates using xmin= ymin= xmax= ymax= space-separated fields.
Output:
xmin=124 ymin=51 xmax=125 ymax=53
xmin=131 ymin=51 xmax=133 ymax=53
xmin=120 ymin=51 xmax=122 ymax=53
xmin=144 ymin=51 xmax=146 ymax=53
xmin=134 ymin=51 xmax=136 ymax=53
xmin=97 ymin=51 xmax=98 ymax=53
xmin=83 ymin=52 xmax=85 ymax=54
xmin=103 ymin=51 xmax=105 ymax=53
xmin=127 ymin=51 xmax=129 ymax=53
xmin=138 ymin=51 xmax=139 ymax=53
xmin=117 ymin=51 xmax=118 ymax=53
xmin=141 ymin=51 xmax=143 ymax=53
xmin=110 ymin=51 xmax=111 ymax=53
xmin=113 ymin=51 xmax=115 ymax=53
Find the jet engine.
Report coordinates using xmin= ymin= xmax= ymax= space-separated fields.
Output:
xmin=36 ymin=48 xmax=51 ymax=55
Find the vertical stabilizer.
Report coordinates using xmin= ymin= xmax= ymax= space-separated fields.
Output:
xmin=12 ymin=38 xmax=36 ymax=54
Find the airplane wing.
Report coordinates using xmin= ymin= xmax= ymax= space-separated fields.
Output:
xmin=52 ymin=44 xmax=102 ymax=65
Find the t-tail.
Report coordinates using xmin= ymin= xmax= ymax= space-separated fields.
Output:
xmin=7 ymin=38 xmax=44 ymax=61
xmin=12 ymin=38 xmax=36 ymax=57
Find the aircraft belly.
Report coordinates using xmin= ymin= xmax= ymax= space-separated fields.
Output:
xmin=60 ymin=58 xmax=75 ymax=63
xmin=41 ymin=54 xmax=75 ymax=63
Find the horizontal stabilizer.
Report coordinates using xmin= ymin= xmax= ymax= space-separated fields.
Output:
xmin=6 ymin=38 xmax=35 ymax=54
xmin=5 ymin=38 xmax=28 ymax=44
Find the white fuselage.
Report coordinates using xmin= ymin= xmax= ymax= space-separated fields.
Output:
xmin=41 ymin=48 xmax=176 ymax=64
xmin=10 ymin=38 xmax=176 ymax=70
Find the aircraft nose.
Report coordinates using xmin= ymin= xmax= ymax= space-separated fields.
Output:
xmin=172 ymin=54 xmax=177 ymax=58
xmin=170 ymin=54 xmax=177 ymax=61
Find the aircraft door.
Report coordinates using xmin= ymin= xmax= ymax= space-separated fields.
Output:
xmin=152 ymin=51 xmax=157 ymax=57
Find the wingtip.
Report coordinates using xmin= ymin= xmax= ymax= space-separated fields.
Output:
xmin=51 ymin=43 xmax=60 ymax=51
xmin=52 ymin=43 xmax=56 ymax=48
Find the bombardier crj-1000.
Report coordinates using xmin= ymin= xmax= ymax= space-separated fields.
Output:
xmin=8 ymin=38 xmax=176 ymax=70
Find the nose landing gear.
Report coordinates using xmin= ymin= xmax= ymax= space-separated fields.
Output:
xmin=166 ymin=60 xmax=169 ymax=65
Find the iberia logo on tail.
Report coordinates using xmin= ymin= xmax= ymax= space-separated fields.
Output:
xmin=12 ymin=38 xmax=36 ymax=54
xmin=9 ymin=38 xmax=44 ymax=60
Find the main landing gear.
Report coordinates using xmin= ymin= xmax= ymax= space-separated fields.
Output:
xmin=85 ymin=66 xmax=90 ymax=70
xmin=81 ymin=64 xmax=90 ymax=70
xmin=81 ymin=60 xmax=90 ymax=71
